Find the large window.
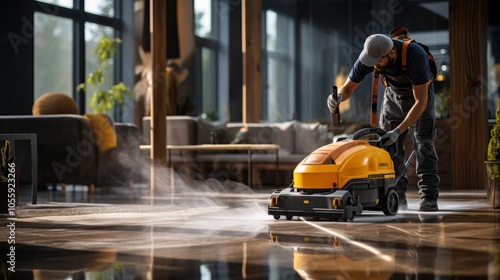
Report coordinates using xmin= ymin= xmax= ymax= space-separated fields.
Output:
xmin=194 ymin=0 xmax=229 ymax=121
xmin=34 ymin=13 xmax=73 ymax=99
xmin=34 ymin=0 xmax=122 ymax=116
xmin=194 ymin=0 xmax=213 ymax=39
xmin=263 ymin=10 xmax=295 ymax=122
xmin=260 ymin=0 xmax=452 ymax=123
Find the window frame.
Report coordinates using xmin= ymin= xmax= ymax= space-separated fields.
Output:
xmin=262 ymin=8 xmax=295 ymax=122
xmin=194 ymin=36 xmax=220 ymax=118
xmin=193 ymin=0 xmax=230 ymax=120
xmin=34 ymin=0 xmax=123 ymax=114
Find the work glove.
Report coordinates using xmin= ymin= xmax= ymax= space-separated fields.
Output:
xmin=380 ymin=128 xmax=402 ymax=147
xmin=327 ymin=93 xmax=343 ymax=113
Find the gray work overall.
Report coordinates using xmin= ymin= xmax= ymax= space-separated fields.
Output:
xmin=378 ymin=75 xmax=440 ymax=201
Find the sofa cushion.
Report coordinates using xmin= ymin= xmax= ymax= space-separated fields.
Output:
xmin=270 ymin=121 xmax=295 ymax=155
xmin=227 ymin=123 xmax=273 ymax=145
xmin=142 ymin=116 xmax=197 ymax=146
xmin=249 ymin=126 xmax=273 ymax=145
xmin=227 ymin=121 xmax=296 ymax=155
xmin=166 ymin=116 xmax=197 ymax=145
xmin=293 ymin=122 xmax=329 ymax=154
xmin=197 ymin=119 xmax=229 ymax=144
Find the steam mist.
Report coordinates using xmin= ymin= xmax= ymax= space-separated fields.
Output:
xmin=104 ymin=149 xmax=273 ymax=234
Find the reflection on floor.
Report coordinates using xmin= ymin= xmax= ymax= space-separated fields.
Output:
xmin=1 ymin=182 xmax=499 ymax=280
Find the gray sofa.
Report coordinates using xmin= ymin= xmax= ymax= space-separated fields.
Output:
xmin=142 ymin=116 xmax=330 ymax=186
xmin=0 ymin=115 xmax=146 ymax=190
xmin=0 ymin=115 xmax=98 ymax=187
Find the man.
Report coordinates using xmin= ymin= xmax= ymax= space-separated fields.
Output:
xmin=327 ymin=34 xmax=439 ymax=211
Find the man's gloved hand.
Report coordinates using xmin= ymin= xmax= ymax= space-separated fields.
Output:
xmin=380 ymin=128 xmax=402 ymax=147
xmin=327 ymin=93 xmax=343 ymax=113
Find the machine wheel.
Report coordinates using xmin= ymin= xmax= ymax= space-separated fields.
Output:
xmin=382 ymin=189 xmax=399 ymax=216
xmin=273 ymin=214 xmax=280 ymax=220
xmin=286 ymin=215 xmax=293 ymax=220
xmin=341 ymin=212 xmax=355 ymax=222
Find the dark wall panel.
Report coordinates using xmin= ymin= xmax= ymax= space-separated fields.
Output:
xmin=1 ymin=0 xmax=34 ymax=115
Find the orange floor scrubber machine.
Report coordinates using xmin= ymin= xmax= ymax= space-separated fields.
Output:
xmin=268 ymin=87 xmax=414 ymax=221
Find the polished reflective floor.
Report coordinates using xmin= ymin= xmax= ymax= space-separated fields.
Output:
xmin=1 ymin=179 xmax=499 ymax=280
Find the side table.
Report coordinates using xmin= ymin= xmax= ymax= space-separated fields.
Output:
xmin=0 ymin=134 xmax=38 ymax=204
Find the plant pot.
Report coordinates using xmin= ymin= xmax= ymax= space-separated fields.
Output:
xmin=487 ymin=177 xmax=500 ymax=209
xmin=485 ymin=161 xmax=500 ymax=209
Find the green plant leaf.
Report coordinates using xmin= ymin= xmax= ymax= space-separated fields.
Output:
xmin=90 ymin=89 xmax=111 ymax=113
xmin=76 ymin=83 xmax=86 ymax=93
xmin=79 ymin=36 xmax=132 ymax=117
xmin=94 ymin=37 xmax=121 ymax=66
xmin=87 ymin=68 xmax=104 ymax=86
xmin=109 ymin=82 xmax=132 ymax=105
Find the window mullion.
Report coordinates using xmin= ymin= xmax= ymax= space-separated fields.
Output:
xmin=35 ymin=2 xmax=79 ymax=19
xmin=113 ymin=0 xmax=123 ymax=120
xmin=74 ymin=0 xmax=86 ymax=114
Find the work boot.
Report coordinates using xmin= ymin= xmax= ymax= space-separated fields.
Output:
xmin=399 ymin=196 xmax=408 ymax=210
xmin=419 ymin=197 xmax=438 ymax=211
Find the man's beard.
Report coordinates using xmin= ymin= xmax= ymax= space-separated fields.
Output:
xmin=374 ymin=56 xmax=397 ymax=72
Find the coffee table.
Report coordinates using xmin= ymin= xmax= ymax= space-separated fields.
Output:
xmin=140 ymin=144 xmax=280 ymax=187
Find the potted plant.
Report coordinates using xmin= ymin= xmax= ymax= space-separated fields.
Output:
xmin=77 ymin=36 xmax=133 ymax=120
xmin=486 ymin=98 xmax=500 ymax=208
xmin=0 ymin=140 xmax=14 ymax=214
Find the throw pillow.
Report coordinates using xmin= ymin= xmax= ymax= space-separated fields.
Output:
xmin=83 ymin=113 xmax=117 ymax=153
xmin=231 ymin=125 xmax=249 ymax=144
xmin=32 ymin=92 xmax=78 ymax=115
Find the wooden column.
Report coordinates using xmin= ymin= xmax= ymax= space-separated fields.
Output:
xmin=150 ymin=0 xmax=168 ymax=191
xmin=241 ymin=0 xmax=262 ymax=123
xmin=449 ymin=0 xmax=488 ymax=190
